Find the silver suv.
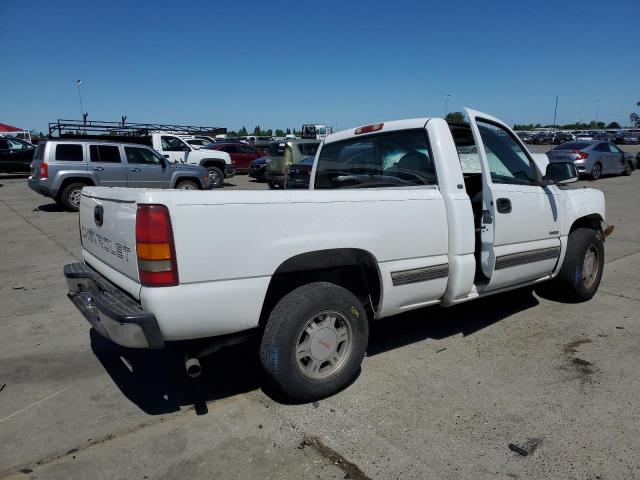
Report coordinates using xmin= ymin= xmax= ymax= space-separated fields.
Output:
xmin=28 ymin=139 xmax=212 ymax=211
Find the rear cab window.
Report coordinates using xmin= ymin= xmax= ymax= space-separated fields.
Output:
xmin=55 ymin=144 xmax=84 ymax=162
xmin=314 ymin=129 xmax=436 ymax=189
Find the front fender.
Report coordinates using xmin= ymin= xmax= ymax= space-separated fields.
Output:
xmin=561 ymin=187 xmax=605 ymax=235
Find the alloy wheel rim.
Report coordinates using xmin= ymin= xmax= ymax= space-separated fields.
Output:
xmin=592 ymin=164 xmax=601 ymax=179
xmin=295 ymin=309 xmax=353 ymax=380
xmin=582 ymin=245 xmax=599 ymax=289
xmin=70 ymin=188 xmax=82 ymax=208
xmin=209 ymin=170 xmax=220 ymax=184
xmin=180 ymin=184 xmax=195 ymax=190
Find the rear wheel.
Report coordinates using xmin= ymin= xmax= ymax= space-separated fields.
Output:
xmin=175 ymin=179 xmax=199 ymax=190
xmin=590 ymin=162 xmax=602 ymax=180
xmin=206 ymin=166 xmax=224 ymax=188
xmin=267 ymin=180 xmax=279 ymax=189
xmin=556 ymin=227 xmax=604 ymax=302
xmin=259 ymin=282 xmax=369 ymax=401
xmin=59 ymin=182 xmax=86 ymax=212
xmin=622 ymin=163 xmax=632 ymax=176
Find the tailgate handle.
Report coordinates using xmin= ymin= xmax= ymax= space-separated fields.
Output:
xmin=129 ymin=168 xmax=142 ymax=172
xmin=93 ymin=166 xmax=104 ymax=171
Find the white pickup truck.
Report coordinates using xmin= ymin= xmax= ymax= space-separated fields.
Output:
xmin=144 ymin=132 xmax=234 ymax=187
xmin=64 ymin=109 xmax=608 ymax=401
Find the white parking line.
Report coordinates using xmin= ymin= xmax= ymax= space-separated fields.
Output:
xmin=0 ymin=386 xmax=73 ymax=424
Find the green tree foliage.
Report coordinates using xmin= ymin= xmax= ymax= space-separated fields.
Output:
xmin=253 ymin=126 xmax=261 ymax=135
xmin=275 ymin=129 xmax=285 ymax=137
xmin=445 ymin=111 xmax=465 ymax=122
xmin=606 ymin=122 xmax=621 ymax=129
xmin=238 ymin=126 xmax=248 ymax=136
xmin=631 ymin=100 xmax=640 ymax=127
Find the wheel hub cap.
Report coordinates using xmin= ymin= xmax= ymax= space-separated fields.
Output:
xmin=295 ymin=310 xmax=352 ymax=380
xmin=70 ymin=189 xmax=81 ymax=207
xmin=582 ymin=245 xmax=599 ymax=289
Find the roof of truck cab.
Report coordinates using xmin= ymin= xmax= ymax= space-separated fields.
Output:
xmin=323 ymin=118 xmax=432 ymax=144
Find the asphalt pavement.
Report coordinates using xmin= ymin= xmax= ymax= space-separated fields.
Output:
xmin=1 ymin=148 xmax=639 ymax=479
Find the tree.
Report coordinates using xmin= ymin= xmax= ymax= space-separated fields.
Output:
xmin=265 ymin=129 xmax=273 ymax=136
xmin=253 ymin=126 xmax=261 ymax=135
xmin=238 ymin=126 xmax=248 ymax=136
xmin=606 ymin=122 xmax=620 ymax=129
xmin=445 ymin=111 xmax=465 ymax=122
xmin=286 ymin=128 xmax=291 ymax=135
xmin=275 ymin=129 xmax=285 ymax=137
xmin=630 ymin=100 xmax=640 ymax=127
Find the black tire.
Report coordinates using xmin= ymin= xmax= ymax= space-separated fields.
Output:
xmin=556 ymin=227 xmax=604 ymax=302
xmin=590 ymin=162 xmax=602 ymax=180
xmin=267 ymin=180 xmax=278 ymax=189
xmin=59 ymin=182 xmax=86 ymax=212
xmin=622 ymin=163 xmax=632 ymax=176
xmin=175 ymin=179 xmax=199 ymax=190
xmin=206 ymin=166 xmax=224 ymax=188
xmin=259 ymin=282 xmax=369 ymax=402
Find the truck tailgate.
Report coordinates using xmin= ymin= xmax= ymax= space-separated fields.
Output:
xmin=79 ymin=188 xmax=139 ymax=284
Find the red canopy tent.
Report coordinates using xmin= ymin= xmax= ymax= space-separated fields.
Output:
xmin=0 ymin=122 xmax=32 ymax=142
xmin=0 ymin=122 xmax=23 ymax=133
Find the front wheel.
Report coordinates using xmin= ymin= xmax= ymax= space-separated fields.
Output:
xmin=175 ymin=179 xmax=199 ymax=190
xmin=259 ymin=282 xmax=369 ymax=402
xmin=590 ymin=162 xmax=602 ymax=180
xmin=622 ymin=163 xmax=632 ymax=176
xmin=206 ymin=166 xmax=224 ymax=188
xmin=555 ymin=227 xmax=604 ymax=302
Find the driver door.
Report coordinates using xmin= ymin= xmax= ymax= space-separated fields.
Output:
xmin=160 ymin=135 xmax=189 ymax=164
xmin=465 ymin=108 xmax=561 ymax=292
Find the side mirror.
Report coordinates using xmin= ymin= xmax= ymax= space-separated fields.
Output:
xmin=545 ymin=162 xmax=578 ymax=184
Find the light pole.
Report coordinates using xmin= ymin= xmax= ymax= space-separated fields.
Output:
xmin=76 ymin=80 xmax=84 ymax=117
xmin=444 ymin=94 xmax=451 ymax=117
xmin=595 ymin=100 xmax=602 ymax=130
xmin=553 ymin=94 xmax=559 ymax=130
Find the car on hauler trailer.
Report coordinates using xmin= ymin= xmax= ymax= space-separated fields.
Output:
xmin=64 ymin=108 xmax=609 ymax=401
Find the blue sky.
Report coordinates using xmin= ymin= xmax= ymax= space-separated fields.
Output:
xmin=1 ymin=0 xmax=638 ymax=133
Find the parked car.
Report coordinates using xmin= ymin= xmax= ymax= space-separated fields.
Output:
xmin=546 ymin=141 xmax=631 ymax=179
xmin=265 ymin=139 xmax=320 ymax=188
xmin=614 ymin=132 xmax=640 ymax=145
xmin=0 ymin=137 xmax=35 ymax=173
xmin=516 ymin=131 xmax=534 ymax=143
xmin=205 ymin=142 xmax=262 ymax=172
xmin=553 ymin=132 xmax=574 ymax=144
xmin=248 ymin=156 xmax=269 ymax=180
xmin=532 ymin=132 xmax=554 ymax=144
xmin=27 ymin=139 xmax=212 ymax=211
xmin=575 ymin=132 xmax=594 ymax=141
xmin=284 ymin=156 xmax=314 ymax=189
xmin=593 ymin=132 xmax=615 ymax=142
xmin=64 ymin=108 xmax=607 ymax=401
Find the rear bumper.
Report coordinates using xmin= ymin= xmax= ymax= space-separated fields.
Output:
xmin=27 ymin=178 xmax=54 ymax=197
xmin=64 ymin=263 xmax=164 ymax=349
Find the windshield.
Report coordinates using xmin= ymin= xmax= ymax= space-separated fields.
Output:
xmin=314 ymin=129 xmax=436 ymax=189
xmin=553 ymin=142 xmax=591 ymax=150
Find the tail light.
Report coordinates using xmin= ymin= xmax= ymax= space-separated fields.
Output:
xmin=136 ymin=204 xmax=179 ymax=287
xmin=573 ymin=151 xmax=589 ymax=160
xmin=39 ymin=162 xmax=48 ymax=179
xmin=355 ymin=123 xmax=384 ymax=135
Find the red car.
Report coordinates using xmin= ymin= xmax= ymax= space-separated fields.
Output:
xmin=205 ymin=143 xmax=262 ymax=172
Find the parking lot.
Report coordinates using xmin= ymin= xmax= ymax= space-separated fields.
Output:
xmin=1 ymin=146 xmax=639 ymax=479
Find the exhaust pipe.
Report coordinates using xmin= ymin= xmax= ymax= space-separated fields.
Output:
xmin=185 ymin=356 xmax=202 ymax=378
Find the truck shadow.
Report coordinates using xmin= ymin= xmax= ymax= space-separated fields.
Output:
xmin=90 ymin=288 xmax=539 ymax=413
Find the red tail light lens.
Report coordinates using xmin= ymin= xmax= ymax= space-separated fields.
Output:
xmin=136 ymin=204 xmax=178 ymax=287
xmin=573 ymin=151 xmax=589 ymax=160
xmin=355 ymin=123 xmax=384 ymax=135
xmin=39 ymin=162 xmax=48 ymax=178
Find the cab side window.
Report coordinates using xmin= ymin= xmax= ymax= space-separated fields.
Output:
xmin=476 ymin=121 xmax=538 ymax=185
xmin=125 ymin=147 xmax=162 ymax=165
xmin=161 ymin=136 xmax=188 ymax=152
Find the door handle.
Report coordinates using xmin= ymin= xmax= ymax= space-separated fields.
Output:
xmin=496 ymin=198 xmax=512 ymax=213
xmin=129 ymin=168 xmax=141 ymax=172
xmin=163 ymin=155 xmax=170 ymax=158
xmin=93 ymin=166 xmax=104 ymax=171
